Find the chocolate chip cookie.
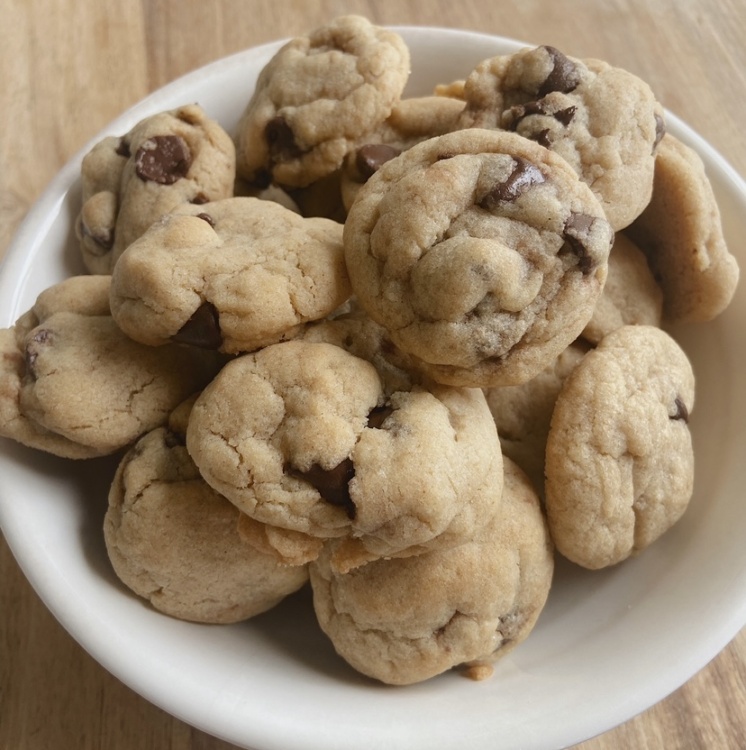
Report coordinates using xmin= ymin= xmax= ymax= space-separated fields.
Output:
xmin=545 ymin=325 xmax=695 ymax=569
xmin=76 ymin=104 xmax=235 ymax=273
xmin=234 ymin=15 xmax=410 ymax=189
xmin=109 ymin=196 xmax=350 ymax=354
xmin=343 ymin=127 xmax=613 ymax=387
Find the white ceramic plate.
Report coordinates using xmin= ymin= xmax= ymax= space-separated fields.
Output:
xmin=1 ymin=26 xmax=745 ymax=750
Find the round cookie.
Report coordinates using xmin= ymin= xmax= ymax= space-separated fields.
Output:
xmin=76 ymin=104 xmax=236 ymax=274
xmin=545 ymin=325 xmax=695 ymax=569
xmin=340 ymin=95 xmax=466 ymax=211
xmin=456 ymin=45 xmax=663 ymax=230
xmin=343 ymin=127 xmax=614 ymax=388
xmin=484 ymin=339 xmax=589 ymax=490
xmin=235 ymin=15 xmax=410 ymax=189
xmin=626 ymin=132 xmax=740 ymax=323
xmin=109 ymin=196 xmax=350 ymax=354
xmin=0 ymin=276 xmax=223 ymax=459
xmin=186 ymin=340 xmax=502 ymax=571
xmin=105 ymin=407 xmax=308 ymax=624
xmin=581 ymin=232 xmax=663 ymax=345
xmin=309 ymin=457 xmax=554 ymax=685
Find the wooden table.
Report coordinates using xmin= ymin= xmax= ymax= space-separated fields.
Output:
xmin=1 ymin=1 xmax=744 ymax=748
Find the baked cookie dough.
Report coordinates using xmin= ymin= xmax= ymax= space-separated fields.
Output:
xmin=76 ymin=104 xmax=236 ymax=274
xmin=309 ymin=457 xmax=554 ymax=685
xmin=456 ymin=45 xmax=663 ymax=230
xmin=186 ymin=340 xmax=502 ymax=571
xmin=235 ymin=15 xmax=410 ymax=189
xmin=0 ymin=275 xmax=223 ymax=459
xmin=109 ymin=196 xmax=350 ymax=354
xmin=344 ymin=128 xmax=613 ymax=387
xmin=105 ymin=400 xmax=308 ymax=623
xmin=581 ymin=232 xmax=663 ymax=345
xmin=626 ymin=132 xmax=740 ymax=323
xmin=545 ymin=325 xmax=695 ymax=569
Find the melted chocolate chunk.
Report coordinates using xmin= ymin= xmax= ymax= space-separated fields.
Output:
xmin=562 ymin=212 xmax=597 ymax=274
xmin=172 ymin=302 xmax=222 ymax=349
xmin=265 ymin=116 xmax=303 ymax=160
xmin=25 ymin=329 xmax=53 ymax=379
xmin=671 ymin=396 xmax=689 ymax=423
xmin=479 ymin=157 xmax=546 ymax=209
xmin=116 ymin=138 xmax=131 ymax=158
xmin=367 ymin=404 xmax=394 ymax=429
xmin=289 ymin=459 xmax=356 ymax=519
xmin=355 ymin=144 xmax=401 ymax=181
xmin=135 ymin=135 xmax=192 ymax=185
xmin=537 ymin=46 xmax=581 ymax=97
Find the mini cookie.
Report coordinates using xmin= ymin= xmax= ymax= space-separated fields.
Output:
xmin=109 ymin=196 xmax=350 ymax=354
xmin=104 ymin=407 xmax=308 ymax=624
xmin=234 ymin=15 xmax=410 ymax=189
xmin=340 ymin=96 xmax=466 ymax=211
xmin=186 ymin=340 xmax=502 ymax=571
xmin=76 ymin=104 xmax=236 ymax=274
xmin=484 ymin=340 xmax=588 ymax=490
xmin=456 ymin=45 xmax=663 ymax=230
xmin=0 ymin=276 xmax=223 ymax=459
xmin=309 ymin=457 xmax=554 ymax=685
xmin=581 ymin=232 xmax=663 ymax=344
xmin=626 ymin=133 xmax=740 ymax=323
xmin=344 ymin=128 xmax=613 ymax=387
xmin=545 ymin=325 xmax=695 ymax=569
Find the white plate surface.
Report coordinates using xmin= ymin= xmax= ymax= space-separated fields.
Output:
xmin=1 ymin=26 xmax=745 ymax=750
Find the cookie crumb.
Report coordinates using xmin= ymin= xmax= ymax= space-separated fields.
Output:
xmin=461 ymin=662 xmax=494 ymax=681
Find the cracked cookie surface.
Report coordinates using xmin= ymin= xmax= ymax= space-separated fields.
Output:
xmin=104 ymin=406 xmax=308 ymax=624
xmin=109 ymin=196 xmax=350 ymax=354
xmin=309 ymin=457 xmax=553 ymax=685
xmin=76 ymin=104 xmax=236 ymax=274
xmin=0 ymin=276 xmax=223 ymax=458
xmin=545 ymin=325 xmax=695 ymax=569
xmin=343 ymin=127 xmax=613 ymax=387
xmin=235 ymin=15 xmax=410 ymax=189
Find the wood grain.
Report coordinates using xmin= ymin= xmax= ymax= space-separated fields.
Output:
xmin=1 ymin=1 xmax=745 ymax=748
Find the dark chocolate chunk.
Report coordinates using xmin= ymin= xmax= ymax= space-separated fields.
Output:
xmin=355 ymin=144 xmax=401 ymax=181
xmin=135 ymin=135 xmax=192 ymax=185
xmin=537 ymin=46 xmax=581 ymax=97
xmin=671 ymin=396 xmax=689 ymax=423
xmin=195 ymin=212 xmax=215 ymax=227
xmin=479 ymin=157 xmax=546 ymax=209
xmin=265 ymin=116 xmax=303 ymax=160
xmin=367 ymin=404 xmax=394 ymax=429
xmin=554 ymin=105 xmax=577 ymax=126
xmin=289 ymin=459 xmax=356 ymax=519
xmin=533 ymin=129 xmax=552 ymax=149
xmin=172 ymin=302 xmax=222 ymax=349
xmin=562 ymin=212 xmax=597 ymax=274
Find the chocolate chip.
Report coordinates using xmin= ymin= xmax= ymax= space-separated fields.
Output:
xmin=25 ymin=329 xmax=53 ymax=379
xmin=190 ymin=192 xmax=209 ymax=205
xmin=289 ymin=459 xmax=356 ymax=519
xmin=367 ymin=405 xmax=394 ymax=429
xmin=135 ymin=135 xmax=192 ymax=185
xmin=653 ymin=113 xmax=666 ymax=153
xmin=355 ymin=144 xmax=401 ymax=181
xmin=562 ymin=212 xmax=597 ymax=274
xmin=265 ymin=116 xmax=303 ymax=160
xmin=537 ymin=46 xmax=581 ymax=97
xmin=554 ymin=105 xmax=577 ymax=126
xmin=506 ymin=100 xmax=548 ymax=129
xmin=195 ymin=212 xmax=215 ymax=227
xmin=116 ymin=139 xmax=131 ymax=158
xmin=479 ymin=157 xmax=546 ymax=209
xmin=671 ymin=396 xmax=689 ymax=423
xmin=172 ymin=302 xmax=222 ymax=349
xmin=533 ymin=129 xmax=552 ymax=148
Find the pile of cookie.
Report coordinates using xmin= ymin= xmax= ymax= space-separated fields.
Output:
xmin=0 ymin=16 xmax=739 ymax=686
